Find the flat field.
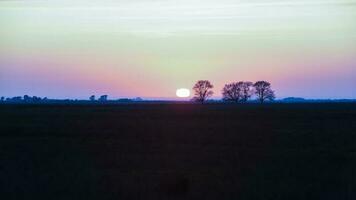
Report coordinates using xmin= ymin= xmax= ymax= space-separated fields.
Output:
xmin=0 ymin=103 xmax=355 ymax=199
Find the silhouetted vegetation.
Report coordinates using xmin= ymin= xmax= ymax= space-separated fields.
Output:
xmin=0 ymin=96 xmax=147 ymax=104
xmin=282 ymin=97 xmax=306 ymax=102
xmin=192 ymin=80 xmax=214 ymax=103
xmin=134 ymin=97 xmax=143 ymax=101
xmin=253 ymin=81 xmax=275 ymax=103
xmin=222 ymin=82 xmax=241 ymax=102
xmin=240 ymin=81 xmax=253 ymax=102
xmin=23 ymin=95 xmax=43 ymax=103
xmin=89 ymin=95 xmax=96 ymax=101
xmin=3 ymin=80 xmax=356 ymax=105
xmin=98 ymin=95 xmax=108 ymax=102
xmin=6 ymin=96 xmax=23 ymax=102
xmin=222 ymin=81 xmax=253 ymax=103
xmin=191 ymin=79 xmax=274 ymax=104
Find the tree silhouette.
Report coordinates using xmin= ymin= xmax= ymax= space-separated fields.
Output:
xmin=241 ymin=81 xmax=253 ymax=102
xmin=222 ymin=82 xmax=242 ymax=102
xmin=222 ymin=81 xmax=253 ymax=103
xmin=89 ymin=95 xmax=96 ymax=101
xmin=32 ymin=96 xmax=41 ymax=102
xmin=253 ymin=81 xmax=275 ymax=104
xmin=23 ymin=95 xmax=31 ymax=102
xmin=98 ymin=95 xmax=108 ymax=102
xmin=192 ymin=80 xmax=213 ymax=103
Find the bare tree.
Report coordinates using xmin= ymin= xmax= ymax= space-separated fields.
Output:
xmin=253 ymin=81 xmax=275 ymax=104
xmin=241 ymin=81 xmax=253 ymax=102
xmin=192 ymin=80 xmax=214 ymax=103
xmin=222 ymin=82 xmax=242 ymax=102
xmin=222 ymin=81 xmax=253 ymax=103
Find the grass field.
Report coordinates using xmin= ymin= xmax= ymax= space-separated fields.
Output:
xmin=0 ymin=103 xmax=355 ymax=199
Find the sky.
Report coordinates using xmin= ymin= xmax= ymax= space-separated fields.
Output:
xmin=0 ymin=0 xmax=355 ymax=99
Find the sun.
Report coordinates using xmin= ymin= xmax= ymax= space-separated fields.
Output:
xmin=176 ymin=88 xmax=190 ymax=98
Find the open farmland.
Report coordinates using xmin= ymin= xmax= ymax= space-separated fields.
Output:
xmin=0 ymin=103 xmax=355 ymax=199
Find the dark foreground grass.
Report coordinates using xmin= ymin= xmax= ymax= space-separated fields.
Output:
xmin=0 ymin=103 xmax=355 ymax=200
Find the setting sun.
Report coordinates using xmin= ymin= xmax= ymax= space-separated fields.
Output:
xmin=176 ymin=88 xmax=190 ymax=98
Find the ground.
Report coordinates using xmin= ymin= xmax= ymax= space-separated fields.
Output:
xmin=0 ymin=103 xmax=355 ymax=199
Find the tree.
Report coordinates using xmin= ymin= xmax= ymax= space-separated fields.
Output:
xmin=253 ymin=81 xmax=275 ymax=104
xmin=98 ymin=95 xmax=108 ymax=102
xmin=240 ymin=81 xmax=253 ymax=102
xmin=23 ymin=95 xmax=33 ymax=102
xmin=192 ymin=80 xmax=213 ymax=103
xmin=222 ymin=82 xmax=242 ymax=102
xmin=32 ymin=96 xmax=41 ymax=102
xmin=0 ymin=97 xmax=4 ymax=101
xmin=89 ymin=95 xmax=96 ymax=101
xmin=222 ymin=81 xmax=253 ymax=103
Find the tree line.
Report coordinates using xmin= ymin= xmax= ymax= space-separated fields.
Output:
xmin=192 ymin=80 xmax=275 ymax=104
xmin=0 ymin=95 xmax=144 ymax=103
xmin=0 ymin=80 xmax=275 ymax=104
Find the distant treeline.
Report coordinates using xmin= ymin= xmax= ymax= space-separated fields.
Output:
xmin=1 ymin=80 xmax=355 ymax=104
xmin=0 ymin=95 xmax=143 ymax=104
xmin=1 ymin=95 xmax=355 ymax=104
xmin=192 ymin=80 xmax=275 ymax=104
xmin=191 ymin=80 xmax=355 ymax=104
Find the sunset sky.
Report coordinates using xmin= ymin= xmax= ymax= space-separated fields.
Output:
xmin=0 ymin=0 xmax=355 ymax=99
